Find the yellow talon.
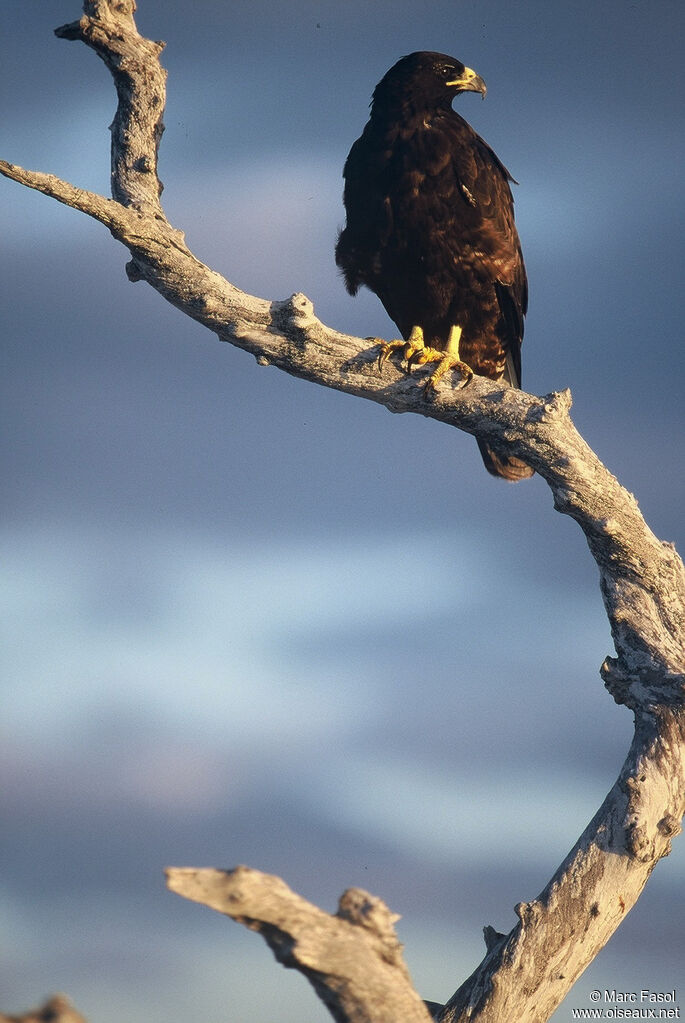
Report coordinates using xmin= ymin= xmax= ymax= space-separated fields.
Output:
xmin=415 ymin=325 xmax=474 ymax=394
xmin=376 ymin=323 xmax=473 ymax=392
xmin=377 ymin=325 xmax=425 ymax=372
xmin=377 ymin=339 xmax=406 ymax=371
xmin=424 ymin=354 xmax=473 ymax=396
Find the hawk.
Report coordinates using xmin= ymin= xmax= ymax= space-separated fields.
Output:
xmin=335 ymin=51 xmax=533 ymax=480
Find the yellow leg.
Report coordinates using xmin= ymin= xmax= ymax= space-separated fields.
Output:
xmin=377 ymin=324 xmax=473 ymax=393
xmin=409 ymin=325 xmax=474 ymax=394
xmin=377 ymin=325 xmax=425 ymax=372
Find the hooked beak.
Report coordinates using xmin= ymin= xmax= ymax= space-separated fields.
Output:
xmin=446 ymin=66 xmax=487 ymax=99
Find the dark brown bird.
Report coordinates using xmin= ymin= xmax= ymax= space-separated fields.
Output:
xmin=335 ymin=51 xmax=533 ymax=480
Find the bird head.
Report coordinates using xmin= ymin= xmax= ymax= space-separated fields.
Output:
xmin=372 ymin=51 xmax=487 ymax=115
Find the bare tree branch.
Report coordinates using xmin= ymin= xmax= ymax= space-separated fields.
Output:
xmin=55 ymin=0 xmax=167 ymax=214
xmin=2 ymin=2 xmax=684 ymax=1022
xmin=165 ymin=866 xmax=434 ymax=1023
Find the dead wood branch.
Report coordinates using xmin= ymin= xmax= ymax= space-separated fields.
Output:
xmin=1 ymin=3 xmax=683 ymax=1022
xmin=166 ymin=866 xmax=433 ymax=1023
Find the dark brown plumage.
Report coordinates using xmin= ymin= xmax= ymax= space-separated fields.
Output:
xmin=335 ymin=51 xmax=533 ymax=481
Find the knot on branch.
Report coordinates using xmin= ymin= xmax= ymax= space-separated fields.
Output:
xmin=270 ymin=292 xmax=327 ymax=353
xmin=103 ymin=0 xmax=136 ymax=15
xmin=337 ymin=887 xmax=400 ymax=933
xmin=622 ymin=771 xmax=670 ymax=863
xmin=623 ymin=819 xmax=654 ymax=863
xmin=337 ymin=888 xmax=404 ymax=966
xmin=56 ymin=3 xmax=137 ymax=43
xmin=483 ymin=924 xmax=507 ymax=952
xmin=514 ymin=899 xmax=543 ymax=928
xmin=54 ymin=21 xmax=83 ymax=41
xmin=602 ymin=657 xmax=685 ymax=710
xmin=658 ymin=813 xmax=682 ymax=840
xmin=126 ymin=258 xmax=144 ymax=282
xmin=527 ymin=387 xmax=573 ymax=423
xmin=272 ymin=291 xmax=316 ymax=326
xmin=601 ymin=657 xmax=634 ymax=705
xmin=133 ymin=155 xmax=156 ymax=174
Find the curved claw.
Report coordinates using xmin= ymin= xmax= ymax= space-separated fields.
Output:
xmin=377 ymin=326 xmax=427 ymax=375
xmin=423 ymin=357 xmax=474 ymax=398
xmin=377 ymin=339 xmax=409 ymax=374
xmin=406 ymin=349 xmax=423 ymax=372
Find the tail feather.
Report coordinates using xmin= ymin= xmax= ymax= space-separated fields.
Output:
xmin=477 ymin=353 xmax=533 ymax=481
xmin=477 ymin=438 xmax=534 ymax=482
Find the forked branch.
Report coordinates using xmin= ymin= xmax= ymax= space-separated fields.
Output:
xmin=165 ymin=867 xmax=434 ymax=1023
xmin=1 ymin=3 xmax=684 ymax=1022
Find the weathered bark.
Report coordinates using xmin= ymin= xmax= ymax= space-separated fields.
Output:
xmin=1 ymin=3 xmax=683 ymax=1023
xmin=165 ymin=867 xmax=434 ymax=1023
xmin=439 ymin=706 xmax=685 ymax=1023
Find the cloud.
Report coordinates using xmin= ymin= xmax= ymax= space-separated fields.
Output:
xmin=297 ymin=748 xmax=663 ymax=875
xmin=1 ymin=522 xmax=491 ymax=744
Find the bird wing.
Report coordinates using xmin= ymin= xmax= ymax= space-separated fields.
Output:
xmin=447 ymin=119 xmax=528 ymax=384
xmin=336 ymin=125 xmax=396 ymax=295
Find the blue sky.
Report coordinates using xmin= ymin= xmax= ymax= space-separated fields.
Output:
xmin=2 ymin=2 xmax=684 ymax=1020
